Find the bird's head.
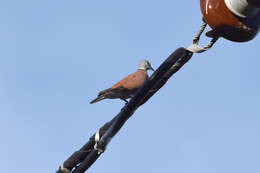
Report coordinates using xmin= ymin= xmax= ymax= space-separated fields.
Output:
xmin=138 ymin=60 xmax=154 ymax=72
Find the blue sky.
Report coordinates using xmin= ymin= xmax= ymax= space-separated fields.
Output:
xmin=1 ymin=1 xmax=260 ymax=173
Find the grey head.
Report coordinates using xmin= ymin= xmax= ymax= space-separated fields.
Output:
xmin=138 ymin=59 xmax=154 ymax=71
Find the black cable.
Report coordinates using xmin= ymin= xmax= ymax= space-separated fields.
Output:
xmin=56 ymin=48 xmax=193 ymax=173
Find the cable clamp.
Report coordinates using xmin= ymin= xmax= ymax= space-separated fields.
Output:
xmin=94 ymin=130 xmax=104 ymax=154
xmin=60 ymin=163 xmax=71 ymax=173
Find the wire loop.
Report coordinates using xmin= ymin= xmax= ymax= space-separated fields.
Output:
xmin=187 ymin=19 xmax=219 ymax=53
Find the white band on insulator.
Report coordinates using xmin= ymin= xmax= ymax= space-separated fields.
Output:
xmin=224 ymin=0 xmax=259 ymax=18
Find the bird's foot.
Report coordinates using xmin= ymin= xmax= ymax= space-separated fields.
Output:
xmin=121 ymin=98 xmax=129 ymax=104
xmin=119 ymin=99 xmax=128 ymax=111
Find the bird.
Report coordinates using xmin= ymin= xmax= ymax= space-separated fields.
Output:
xmin=90 ymin=60 xmax=154 ymax=104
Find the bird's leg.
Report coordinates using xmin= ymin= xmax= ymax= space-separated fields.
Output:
xmin=120 ymin=98 xmax=129 ymax=104
xmin=120 ymin=98 xmax=129 ymax=111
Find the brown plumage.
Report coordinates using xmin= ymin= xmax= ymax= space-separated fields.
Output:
xmin=90 ymin=60 xmax=154 ymax=104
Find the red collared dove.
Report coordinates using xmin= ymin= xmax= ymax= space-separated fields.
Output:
xmin=90 ymin=60 xmax=154 ymax=104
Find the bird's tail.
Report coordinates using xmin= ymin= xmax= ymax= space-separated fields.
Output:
xmin=90 ymin=96 xmax=106 ymax=104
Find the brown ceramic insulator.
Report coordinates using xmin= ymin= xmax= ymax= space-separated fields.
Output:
xmin=200 ymin=0 xmax=260 ymax=42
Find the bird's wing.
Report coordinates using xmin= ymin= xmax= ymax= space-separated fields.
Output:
xmin=111 ymin=70 xmax=148 ymax=90
xmin=98 ymin=87 xmax=125 ymax=96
